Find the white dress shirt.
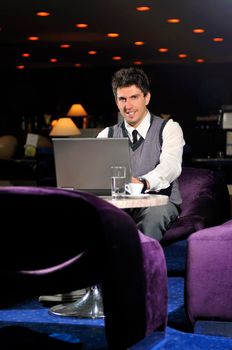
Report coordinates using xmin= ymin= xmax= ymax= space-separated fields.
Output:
xmin=97 ymin=111 xmax=185 ymax=192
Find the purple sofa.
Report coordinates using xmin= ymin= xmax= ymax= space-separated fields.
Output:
xmin=0 ymin=186 xmax=167 ymax=350
xmin=185 ymin=219 xmax=232 ymax=336
xmin=161 ymin=167 xmax=231 ymax=245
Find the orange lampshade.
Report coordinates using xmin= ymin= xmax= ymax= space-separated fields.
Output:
xmin=67 ymin=104 xmax=87 ymax=117
xmin=49 ymin=117 xmax=81 ymax=137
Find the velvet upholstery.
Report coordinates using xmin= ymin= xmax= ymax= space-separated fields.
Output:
xmin=162 ymin=167 xmax=231 ymax=245
xmin=185 ymin=220 xmax=232 ymax=330
xmin=0 ymin=186 xmax=167 ymax=350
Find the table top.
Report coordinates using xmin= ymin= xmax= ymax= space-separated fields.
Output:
xmin=100 ymin=194 xmax=169 ymax=209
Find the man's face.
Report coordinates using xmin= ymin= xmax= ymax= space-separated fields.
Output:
xmin=115 ymin=85 xmax=151 ymax=128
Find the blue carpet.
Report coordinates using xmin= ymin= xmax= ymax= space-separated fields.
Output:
xmin=163 ymin=240 xmax=187 ymax=275
xmin=0 ymin=299 xmax=106 ymax=349
xmin=1 ymin=241 xmax=232 ymax=349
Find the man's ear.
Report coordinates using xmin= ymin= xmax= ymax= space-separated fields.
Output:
xmin=145 ymin=92 xmax=151 ymax=106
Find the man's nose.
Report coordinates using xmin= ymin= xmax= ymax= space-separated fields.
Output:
xmin=125 ymin=99 xmax=133 ymax=108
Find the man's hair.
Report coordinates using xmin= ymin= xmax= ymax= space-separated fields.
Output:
xmin=112 ymin=67 xmax=150 ymax=98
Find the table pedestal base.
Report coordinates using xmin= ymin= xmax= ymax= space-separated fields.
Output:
xmin=49 ymin=285 xmax=105 ymax=319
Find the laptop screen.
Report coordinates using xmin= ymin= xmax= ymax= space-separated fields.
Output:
xmin=52 ymin=137 xmax=131 ymax=195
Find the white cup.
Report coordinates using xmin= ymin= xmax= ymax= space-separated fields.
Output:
xmin=111 ymin=166 xmax=126 ymax=198
xmin=125 ymin=182 xmax=143 ymax=196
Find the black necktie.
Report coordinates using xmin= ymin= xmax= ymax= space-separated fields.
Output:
xmin=132 ymin=129 xmax=138 ymax=144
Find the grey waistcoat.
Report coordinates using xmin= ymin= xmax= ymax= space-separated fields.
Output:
xmin=108 ymin=114 xmax=182 ymax=206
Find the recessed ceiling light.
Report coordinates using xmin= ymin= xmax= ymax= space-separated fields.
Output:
xmin=134 ymin=61 xmax=142 ymax=65
xmin=136 ymin=6 xmax=151 ymax=12
xmin=74 ymin=63 xmax=82 ymax=67
xmin=107 ymin=33 xmax=119 ymax=38
xmin=193 ymin=28 xmax=205 ymax=34
xmin=112 ymin=56 xmax=122 ymax=61
xmin=178 ymin=53 xmax=187 ymax=58
xmin=16 ymin=65 xmax=25 ymax=69
xmin=212 ymin=37 xmax=224 ymax=42
xmin=134 ymin=41 xmax=144 ymax=46
xmin=22 ymin=53 xmax=30 ymax=57
xmin=60 ymin=44 xmax=71 ymax=48
xmin=75 ymin=23 xmax=88 ymax=28
xmin=167 ymin=18 xmax=180 ymax=23
xmin=158 ymin=48 xmax=169 ymax=53
xmin=50 ymin=58 xmax=57 ymax=63
xmin=88 ymin=50 xmax=97 ymax=55
xmin=196 ymin=58 xmax=205 ymax=63
xmin=36 ymin=12 xmax=50 ymax=17
xmin=27 ymin=36 xmax=39 ymax=41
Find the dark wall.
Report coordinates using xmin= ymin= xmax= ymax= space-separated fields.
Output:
xmin=1 ymin=62 xmax=232 ymax=155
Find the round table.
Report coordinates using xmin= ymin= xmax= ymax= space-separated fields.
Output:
xmin=100 ymin=194 xmax=169 ymax=209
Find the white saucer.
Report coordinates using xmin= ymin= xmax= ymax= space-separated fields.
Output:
xmin=125 ymin=194 xmax=150 ymax=199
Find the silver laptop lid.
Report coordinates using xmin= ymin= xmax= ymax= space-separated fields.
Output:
xmin=52 ymin=137 xmax=131 ymax=195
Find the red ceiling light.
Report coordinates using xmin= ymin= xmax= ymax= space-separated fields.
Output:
xmin=178 ymin=53 xmax=187 ymax=58
xmin=107 ymin=33 xmax=119 ymax=38
xmin=134 ymin=60 xmax=142 ymax=65
xmin=22 ymin=53 xmax=30 ymax=57
xmin=50 ymin=58 xmax=57 ymax=63
xmin=212 ymin=37 xmax=224 ymax=42
xmin=74 ymin=63 xmax=82 ymax=67
xmin=134 ymin=41 xmax=144 ymax=46
xmin=60 ymin=44 xmax=71 ymax=48
xmin=136 ymin=6 xmax=151 ymax=12
xmin=16 ymin=65 xmax=25 ymax=69
xmin=36 ymin=12 xmax=50 ymax=17
xmin=27 ymin=36 xmax=39 ymax=41
xmin=112 ymin=56 xmax=122 ymax=61
xmin=196 ymin=58 xmax=205 ymax=63
xmin=75 ymin=23 xmax=88 ymax=28
xmin=158 ymin=48 xmax=169 ymax=53
xmin=167 ymin=18 xmax=180 ymax=23
xmin=193 ymin=28 xmax=205 ymax=34
xmin=88 ymin=50 xmax=97 ymax=55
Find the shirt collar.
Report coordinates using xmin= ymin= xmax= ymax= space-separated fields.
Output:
xmin=125 ymin=110 xmax=151 ymax=139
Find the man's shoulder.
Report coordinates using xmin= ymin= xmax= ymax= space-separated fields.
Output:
xmin=164 ymin=118 xmax=183 ymax=129
xmin=96 ymin=127 xmax=109 ymax=138
xmin=97 ymin=122 xmax=125 ymax=138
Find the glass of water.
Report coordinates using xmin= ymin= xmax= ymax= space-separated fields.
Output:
xmin=111 ymin=166 xmax=126 ymax=198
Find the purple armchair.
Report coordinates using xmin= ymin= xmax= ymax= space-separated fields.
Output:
xmin=0 ymin=186 xmax=167 ymax=350
xmin=161 ymin=167 xmax=231 ymax=245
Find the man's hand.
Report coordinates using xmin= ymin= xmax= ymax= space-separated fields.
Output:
xmin=131 ymin=176 xmax=141 ymax=183
xmin=131 ymin=176 xmax=150 ymax=191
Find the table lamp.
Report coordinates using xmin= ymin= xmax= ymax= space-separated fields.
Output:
xmin=67 ymin=103 xmax=88 ymax=128
xmin=49 ymin=117 xmax=81 ymax=137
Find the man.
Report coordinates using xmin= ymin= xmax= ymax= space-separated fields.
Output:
xmin=97 ymin=67 xmax=185 ymax=241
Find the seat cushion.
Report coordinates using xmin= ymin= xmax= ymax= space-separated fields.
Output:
xmin=186 ymin=220 xmax=232 ymax=326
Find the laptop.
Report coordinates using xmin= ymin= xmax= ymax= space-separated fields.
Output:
xmin=52 ymin=137 xmax=131 ymax=195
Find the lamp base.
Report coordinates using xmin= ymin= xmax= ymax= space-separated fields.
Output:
xmin=49 ymin=285 xmax=104 ymax=319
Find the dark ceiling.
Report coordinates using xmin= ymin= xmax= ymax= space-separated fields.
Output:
xmin=1 ymin=0 xmax=232 ymax=70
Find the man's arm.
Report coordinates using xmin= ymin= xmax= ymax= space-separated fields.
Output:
xmin=139 ymin=119 xmax=185 ymax=192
